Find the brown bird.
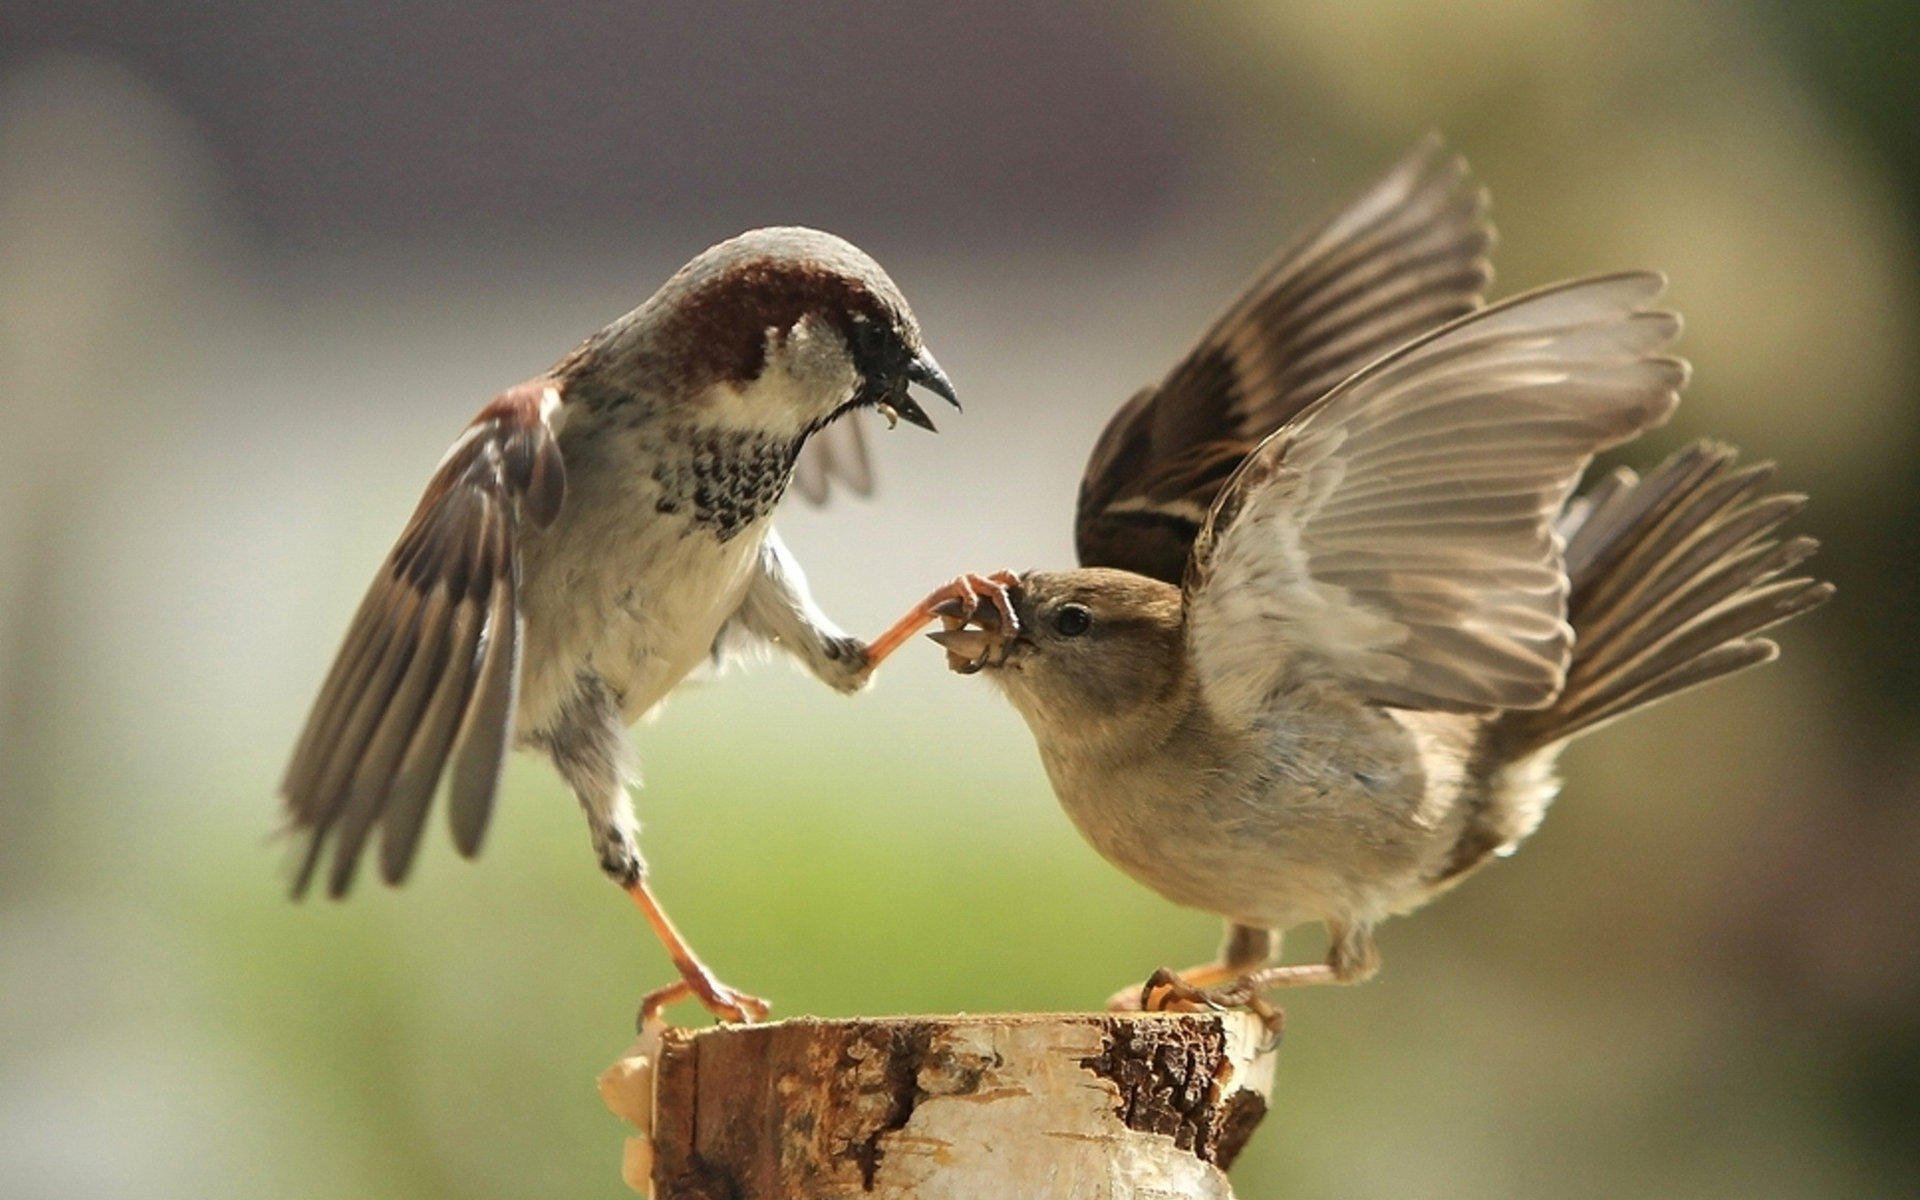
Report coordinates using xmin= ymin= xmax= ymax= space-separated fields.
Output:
xmin=891 ymin=139 xmax=1833 ymax=1021
xmin=280 ymin=227 xmax=959 ymax=1023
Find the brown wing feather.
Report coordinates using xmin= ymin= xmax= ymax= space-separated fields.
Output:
xmin=1494 ymin=442 xmax=1833 ymax=752
xmin=1076 ymin=134 xmax=1493 ymax=583
xmin=1181 ymin=274 xmax=1685 ymax=722
xmin=791 ymin=415 xmax=875 ymax=505
xmin=282 ymin=380 xmax=564 ymax=897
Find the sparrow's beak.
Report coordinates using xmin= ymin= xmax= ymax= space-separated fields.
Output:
xmin=925 ymin=626 xmax=998 ymax=671
xmin=876 ymin=347 xmax=960 ymax=432
xmin=926 ymin=585 xmax=1021 ymax=674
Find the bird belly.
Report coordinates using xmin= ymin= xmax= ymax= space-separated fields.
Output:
xmin=1041 ymin=716 xmax=1450 ymax=933
xmin=515 ymin=511 xmax=767 ymax=739
xmin=1053 ymin=776 xmax=1406 ymax=930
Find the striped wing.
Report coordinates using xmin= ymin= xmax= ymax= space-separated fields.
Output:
xmin=1183 ymin=275 xmax=1686 ymax=725
xmin=1075 ymin=135 xmax=1494 ymax=584
xmin=1496 ymin=442 xmax=1834 ymax=750
xmin=280 ymin=380 xmax=565 ymax=896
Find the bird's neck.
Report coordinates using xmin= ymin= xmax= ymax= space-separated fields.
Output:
xmin=1017 ymin=654 xmax=1211 ymax=780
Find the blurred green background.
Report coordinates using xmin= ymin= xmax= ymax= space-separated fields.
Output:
xmin=2 ymin=2 xmax=1916 ymax=1197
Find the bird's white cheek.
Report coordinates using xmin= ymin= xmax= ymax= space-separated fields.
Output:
xmin=702 ymin=317 xmax=859 ymax=434
xmin=697 ymin=375 xmax=811 ymax=438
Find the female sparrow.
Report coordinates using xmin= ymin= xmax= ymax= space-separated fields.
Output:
xmin=898 ymin=141 xmax=1832 ymax=1020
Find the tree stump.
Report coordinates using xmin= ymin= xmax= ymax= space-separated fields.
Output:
xmin=600 ymin=1011 xmax=1278 ymax=1199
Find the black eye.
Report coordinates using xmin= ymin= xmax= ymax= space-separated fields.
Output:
xmin=1053 ymin=604 xmax=1092 ymax=637
xmin=842 ymin=310 xmax=892 ymax=369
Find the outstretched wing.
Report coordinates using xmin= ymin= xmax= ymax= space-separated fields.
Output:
xmin=1495 ymin=442 xmax=1834 ymax=751
xmin=1076 ymin=134 xmax=1494 ymax=584
xmin=280 ymin=380 xmax=566 ymax=897
xmin=790 ymin=415 xmax=875 ymax=504
xmin=1183 ymin=274 xmax=1686 ymax=726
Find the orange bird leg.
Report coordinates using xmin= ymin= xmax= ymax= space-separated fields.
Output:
xmin=859 ymin=571 xmax=1022 ymax=674
xmin=629 ymin=878 xmax=770 ymax=1025
xmin=1104 ymin=960 xmax=1247 ymax=1013
xmin=1114 ymin=966 xmax=1289 ymax=1037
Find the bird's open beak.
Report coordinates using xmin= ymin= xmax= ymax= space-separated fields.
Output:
xmin=876 ymin=347 xmax=960 ymax=432
xmin=926 ymin=587 xmax=1020 ymax=674
xmin=925 ymin=626 xmax=997 ymax=671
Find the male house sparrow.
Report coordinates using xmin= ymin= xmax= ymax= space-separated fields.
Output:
xmin=281 ymin=227 xmax=958 ymax=1022
xmin=906 ymin=140 xmax=1832 ymax=1017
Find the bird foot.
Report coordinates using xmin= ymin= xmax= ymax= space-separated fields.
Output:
xmin=925 ymin=570 xmax=1022 ymax=633
xmin=1114 ymin=967 xmax=1286 ymax=1037
xmin=637 ymin=970 xmax=771 ymax=1029
xmin=861 ymin=571 xmax=1022 ymax=673
xmin=627 ymin=877 xmax=770 ymax=1027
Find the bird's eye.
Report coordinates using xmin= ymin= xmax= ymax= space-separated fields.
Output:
xmin=1053 ymin=604 xmax=1093 ymax=637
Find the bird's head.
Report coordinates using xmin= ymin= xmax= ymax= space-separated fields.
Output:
xmin=928 ymin=568 xmax=1188 ymax=745
xmin=628 ymin=226 xmax=957 ymax=438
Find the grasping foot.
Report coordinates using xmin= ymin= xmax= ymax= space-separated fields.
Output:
xmin=1111 ymin=966 xmax=1286 ymax=1036
xmin=628 ymin=878 xmax=771 ymax=1026
xmin=637 ymin=973 xmax=772 ymax=1029
xmin=859 ymin=571 xmax=1022 ymax=675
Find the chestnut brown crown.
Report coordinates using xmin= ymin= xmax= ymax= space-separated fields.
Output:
xmin=570 ymin=226 xmax=957 ymax=430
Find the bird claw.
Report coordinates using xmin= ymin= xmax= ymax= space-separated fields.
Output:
xmin=1139 ymin=966 xmax=1225 ymax=1013
xmin=928 ymin=571 xmax=1022 ymax=634
xmin=637 ymin=972 xmax=771 ymax=1030
xmin=926 ymin=572 xmax=1021 ymax=672
xmin=1115 ymin=967 xmax=1286 ymax=1039
xmin=863 ymin=571 xmax=1022 ymax=674
xmin=626 ymin=878 xmax=770 ymax=1029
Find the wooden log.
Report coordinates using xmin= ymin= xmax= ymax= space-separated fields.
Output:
xmin=600 ymin=1011 xmax=1278 ymax=1199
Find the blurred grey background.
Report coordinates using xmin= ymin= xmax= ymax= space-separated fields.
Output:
xmin=2 ymin=2 xmax=1916 ymax=1197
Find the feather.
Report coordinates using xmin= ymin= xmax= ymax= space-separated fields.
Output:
xmin=791 ymin=413 xmax=875 ymax=504
xmin=1496 ymin=442 xmax=1833 ymax=751
xmin=1076 ymin=135 xmax=1494 ymax=583
xmin=280 ymin=379 xmax=565 ymax=897
xmin=1184 ymin=275 xmax=1684 ymax=724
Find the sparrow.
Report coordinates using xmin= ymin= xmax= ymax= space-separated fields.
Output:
xmin=901 ymin=139 xmax=1833 ymax=1021
xmin=280 ymin=226 xmax=960 ymax=1023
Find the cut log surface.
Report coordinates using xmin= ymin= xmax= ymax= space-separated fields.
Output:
xmin=600 ymin=1011 xmax=1278 ymax=1199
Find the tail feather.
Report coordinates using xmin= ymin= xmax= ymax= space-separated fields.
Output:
xmin=1574 ymin=520 xmax=1813 ymax=683
xmin=1499 ymin=441 xmax=1833 ymax=754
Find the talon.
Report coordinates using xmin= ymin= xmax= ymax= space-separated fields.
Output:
xmin=637 ymin=980 xmax=691 ymax=1030
xmin=628 ymin=878 xmax=770 ymax=1027
xmin=1112 ymin=966 xmax=1282 ymax=1034
xmin=638 ymin=969 xmax=770 ymax=1026
xmin=1139 ymin=968 xmax=1227 ymax=1015
xmin=1247 ymin=995 xmax=1286 ymax=1046
xmin=951 ymin=574 xmax=981 ymax=621
xmin=861 ymin=571 xmax=1022 ymax=673
xmin=700 ymin=982 xmax=771 ymax=1025
xmin=1140 ymin=966 xmax=1184 ymax=1011
xmin=980 ymin=574 xmax=1020 ymax=635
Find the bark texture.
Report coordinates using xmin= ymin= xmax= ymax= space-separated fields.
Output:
xmin=600 ymin=1011 xmax=1278 ymax=1199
